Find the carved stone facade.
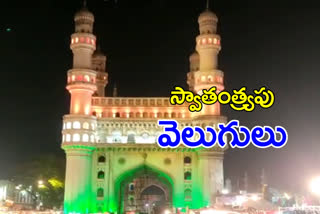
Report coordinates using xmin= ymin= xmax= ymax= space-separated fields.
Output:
xmin=61 ymin=6 xmax=227 ymax=214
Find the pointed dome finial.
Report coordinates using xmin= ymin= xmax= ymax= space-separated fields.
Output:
xmin=113 ymin=83 xmax=118 ymax=97
xmin=83 ymin=0 xmax=87 ymax=8
xmin=206 ymin=0 xmax=210 ymax=10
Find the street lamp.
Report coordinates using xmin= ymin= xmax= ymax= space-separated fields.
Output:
xmin=310 ymin=177 xmax=320 ymax=196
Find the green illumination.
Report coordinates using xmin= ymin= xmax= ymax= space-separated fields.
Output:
xmin=113 ymin=164 xmax=174 ymax=214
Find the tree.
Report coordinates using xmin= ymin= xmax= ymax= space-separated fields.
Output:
xmin=11 ymin=154 xmax=65 ymax=209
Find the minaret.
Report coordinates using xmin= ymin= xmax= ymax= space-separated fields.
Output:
xmin=62 ymin=4 xmax=97 ymax=214
xmin=92 ymin=46 xmax=108 ymax=96
xmin=113 ymin=83 xmax=118 ymax=97
xmin=187 ymin=4 xmax=224 ymax=116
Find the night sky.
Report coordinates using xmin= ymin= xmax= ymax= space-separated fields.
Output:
xmin=1 ymin=0 xmax=320 ymax=193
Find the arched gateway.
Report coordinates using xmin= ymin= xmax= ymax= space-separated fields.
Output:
xmin=115 ymin=164 xmax=173 ymax=214
xmin=61 ymin=3 xmax=227 ymax=214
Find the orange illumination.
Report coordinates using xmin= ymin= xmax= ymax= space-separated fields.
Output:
xmin=217 ymin=39 xmax=220 ymax=45
xmin=213 ymin=38 xmax=217 ymax=44
xmin=74 ymin=104 xmax=79 ymax=114
xmin=208 ymin=38 xmax=212 ymax=44
xmin=85 ymin=106 xmax=90 ymax=115
xmin=75 ymin=37 xmax=79 ymax=43
xmin=86 ymin=37 xmax=90 ymax=44
xmin=71 ymin=38 xmax=74 ymax=44
xmin=67 ymin=77 xmax=71 ymax=83
xmin=91 ymin=39 xmax=95 ymax=45
xmin=80 ymin=37 xmax=84 ymax=42
xmin=71 ymin=75 xmax=75 ymax=81
xmin=202 ymin=38 xmax=206 ymax=44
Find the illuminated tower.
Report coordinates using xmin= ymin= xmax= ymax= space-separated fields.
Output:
xmin=62 ymin=5 xmax=98 ymax=214
xmin=187 ymin=5 xmax=227 ymax=206
xmin=92 ymin=47 xmax=108 ymax=96
xmin=61 ymin=4 xmax=227 ymax=214
xmin=187 ymin=6 xmax=224 ymax=116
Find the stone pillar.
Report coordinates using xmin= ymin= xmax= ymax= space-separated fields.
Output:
xmin=173 ymin=153 xmax=185 ymax=209
xmin=208 ymin=153 xmax=224 ymax=204
xmin=63 ymin=145 xmax=95 ymax=214
xmin=198 ymin=153 xmax=210 ymax=207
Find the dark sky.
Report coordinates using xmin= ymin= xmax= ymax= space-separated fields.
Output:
xmin=1 ymin=0 xmax=320 ymax=193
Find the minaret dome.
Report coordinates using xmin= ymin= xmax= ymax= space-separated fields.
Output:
xmin=198 ymin=9 xmax=218 ymax=35
xmin=74 ymin=7 xmax=95 ymax=33
xmin=189 ymin=51 xmax=199 ymax=72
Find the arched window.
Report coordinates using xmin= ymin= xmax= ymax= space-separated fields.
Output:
xmin=201 ymin=75 xmax=206 ymax=82
xmin=114 ymin=112 xmax=120 ymax=118
xmin=66 ymin=122 xmax=72 ymax=129
xmin=90 ymin=135 xmax=95 ymax=143
xmin=73 ymin=121 xmax=81 ymax=129
xmin=92 ymin=111 xmax=97 ymax=116
xmin=82 ymin=134 xmax=89 ymax=142
xmin=129 ymin=197 xmax=134 ymax=206
xmin=129 ymin=183 xmax=135 ymax=191
xmin=84 ymin=75 xmax=90 ymax=82
xmin=73 ymin=133 xmax=80 ymax=142
xmin=97 ymin=188 xmax=104 ymax=197
xmin=172 ymin=112 xmax=177 ymax=118
xmin=83 ymin=122 xmax=89 ymax=129
xmin=98 ymin=156 xmax=106 ymax=163
xmin=97 ymin=171 xmax=105 ymax=179
xmin=66 ymin=134 xmax=71 ymax=142
xmin=185 ymin=189 xmax=192 ymax=201
xmin=184 ymin=156 xmax=192 ymax=164
xmin=127 ymin=134 xmax=135 ymax=143
xmin=184 ymin=172 xmax=192 ymax=180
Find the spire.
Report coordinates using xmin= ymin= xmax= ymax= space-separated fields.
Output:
xmin=206 ymin=0 xmax=210 ymax=10
xmin=113 ymin=83 xmax=118 ymax=97
xmin=83 ymin=0 xmax=87 ymax=8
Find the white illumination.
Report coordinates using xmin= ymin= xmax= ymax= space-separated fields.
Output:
xmin=73 ymin=121 xmax=81 ymax=129
xmin=221 ymin=189 xmax=229 ymax=194
xmin=73 ymin=133 xmax=80 ymax=142
xmin=83 ymin=122 xmax=89 ymax=129
xmin=284 ymin=192 xmax=291 ymax=200
xmin=164 ymin=209 xmax=171 ymax=214
xmin=66 ymin=122 xmax=72 ymax=129
xmin=310 ymin=177 xmax=320 ymax=195
xmin=66 ymin=134 xmax=71 ymax=142
xmin=250 ymin=194 xmax=259 ymax=201
xmin=90 ymin=135 xmax=95 ymax=143
xmin=83 ymin=134 xmax=89 ymax=142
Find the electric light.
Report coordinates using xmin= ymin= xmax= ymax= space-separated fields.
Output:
xmin=221 ymin=189 xmax=229 ymax=194
xmin=250 ymin=194 xmax=259 ymax=201
xmin=164 ymin=209 xmax=171 ymax=214
xmin=310 ymin=177 xmax=320 ymax=195
xmin=284 ymin=192 xmax=290 ymax=200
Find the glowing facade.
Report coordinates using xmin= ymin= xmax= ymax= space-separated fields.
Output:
xmin=61 ymin=6 xmax=227 ymax=214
